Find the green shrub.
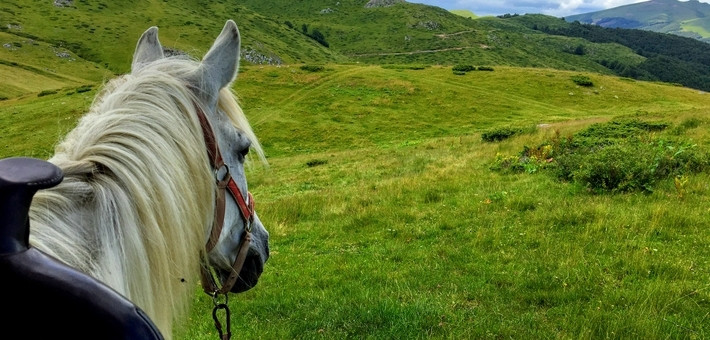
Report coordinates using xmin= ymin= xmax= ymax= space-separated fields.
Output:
xmin=571 ymin=75 xmax=594 ymax=87
xmin=482 ymin=125 xmax=536 ymax=143
xmin=477 ymin=66 xmax=494 ymax=71
xmin=493 ymin=119 xmax=709 ymax=193
xmin=452 ymin=65 xmax=476 ymax=72
xmin=570 ymin=119 xmax=667 ymax=147
xmin=76 ymin=85 xmax=92 ymax=93
xmin=567 ymin=139 xmax=709 ymax=193
xmin=572 ymin=144 xmax=656 ymax=192
xmin=306 ymin=159 xmax=328 ymax=167
xmin=452 ymin=64 xmax=475 ymax=73
xmin=37 ymin=90 xmax=58 ymax=97
xmin=481 ymin=127 xmax=519 ymax=142
xmin=300 ymin=65 xmax=325 ymax=72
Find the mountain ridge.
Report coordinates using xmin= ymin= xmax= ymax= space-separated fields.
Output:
xmin=565 ymin=0 xmax=710 ymax=43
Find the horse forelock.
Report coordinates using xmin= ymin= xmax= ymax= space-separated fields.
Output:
xmin=27 ymin=57 xmax=262 ymax=338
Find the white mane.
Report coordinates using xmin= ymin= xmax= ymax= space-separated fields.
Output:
xmin=28 ymin=56 xmax=262 ymax=338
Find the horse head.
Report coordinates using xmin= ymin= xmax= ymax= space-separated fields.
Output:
xmin=131 ymin=21 xmax=269 ymax=294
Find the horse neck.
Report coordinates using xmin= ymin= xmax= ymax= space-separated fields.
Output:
xmin=27 ymin=121 xmax=214 ymax=339
xmin=28 ymin=171 xmax=153 ymax=301
xmin=28 ymin=159 xmax=204 ymax=339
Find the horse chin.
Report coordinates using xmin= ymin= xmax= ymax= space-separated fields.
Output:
xmin=219 ymin=248 xmax=264 ymax=293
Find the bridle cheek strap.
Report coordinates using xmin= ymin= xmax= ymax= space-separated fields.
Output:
xmin=195 ymin=104 xmax=255 ymax=295
xmin=228 ymin=180 xmax=254 ymax=224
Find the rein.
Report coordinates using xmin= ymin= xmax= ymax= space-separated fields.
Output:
xmin=195 ymin=104 xmax=254 ymax=340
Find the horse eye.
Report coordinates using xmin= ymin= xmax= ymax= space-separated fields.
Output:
xmin=240 ymin=147 xmax=249 ymax=157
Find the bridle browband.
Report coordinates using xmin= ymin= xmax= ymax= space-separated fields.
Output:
xmin=195 ymin=104 xmax=255 ymax=297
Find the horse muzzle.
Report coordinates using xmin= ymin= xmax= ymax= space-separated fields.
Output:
xmin=219 ymin=247 xmax=265 ymax=293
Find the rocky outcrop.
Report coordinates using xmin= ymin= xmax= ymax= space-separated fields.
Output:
xmin=53 ymin=0 xmax=73 ymax=7
xmin=364 ymin=0 xmax=405 ymax=8
xmin=242 ymin=47 xmax=283 ymax=65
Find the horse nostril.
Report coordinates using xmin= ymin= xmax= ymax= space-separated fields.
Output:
xmin=225 ymin=248 xmax=263 ymax=293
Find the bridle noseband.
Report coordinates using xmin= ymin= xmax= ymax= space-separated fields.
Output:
xmin=195 ymin=104 xmax=255 ymax=296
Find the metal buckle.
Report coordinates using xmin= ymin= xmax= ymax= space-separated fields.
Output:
xmin=215 ymin=164 xmax=229 ymax=182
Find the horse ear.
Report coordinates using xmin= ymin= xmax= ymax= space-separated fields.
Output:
xmin=196 ymin=20 xmax=241 ymax=97
xmin=132 ymin=26 xmax=164 ymax=73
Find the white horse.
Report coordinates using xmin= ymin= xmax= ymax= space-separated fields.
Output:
xmin=27 ymin=20 xmax=269 ymax=339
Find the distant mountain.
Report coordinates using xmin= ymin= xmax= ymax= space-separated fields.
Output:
xmin=511 ymin=14 xmax=710 ymax=91
xmin=565 ymin=0 xmax=710 ymax=43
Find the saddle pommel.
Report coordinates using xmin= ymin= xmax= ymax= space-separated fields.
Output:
xmin=0 ymin=157 xmax=63 ymax=254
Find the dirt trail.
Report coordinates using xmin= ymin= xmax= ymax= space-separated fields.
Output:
xmin=434 ymin=30 xmax=475 ymax=38
xmin=348 ymin=46 xmax=478 ymax=57
xmin=349 ymin=30 xmax=483 ymax=57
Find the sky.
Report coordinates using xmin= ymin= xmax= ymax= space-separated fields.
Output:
xmin=407 ymin=0 xmax=710 ymax=18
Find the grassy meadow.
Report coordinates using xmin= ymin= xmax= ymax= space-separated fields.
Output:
xmin=3 ymin=64 xmax=709 ymax=339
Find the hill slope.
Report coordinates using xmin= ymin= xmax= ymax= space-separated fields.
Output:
xmin=565 ymin=0 xmax=710 ymax=43
xmin=0 ymin=0 xmax=342 ymax=73
xmin=238 ymin=0 xmax=646 ymax=72
xmin=2 ymin=65 xmax=710 ymax=339
xmin=3 ymin=0 xmax=710 ymax=100
xmin=509 ymin=14 xmax=710 ymax=91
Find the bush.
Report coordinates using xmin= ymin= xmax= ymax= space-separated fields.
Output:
xmin=572 ymin=144 xmax=656 ymax=192
xmin=452 ymin=65 xmax=475 ymax=73
xmin=571 ymin=75 xmax=594 ymax=87
xmin=493 ymin=119 xmax=709 ymax=193
xmin=574 ymin=119 xmax=668 ymax=145
xmin=300 ymin=65 xmax=325 ymax=72
xmin=306 ymin=159 xmax=327 ymax=167
xmin=37 ymin=90 xmax=58 ymax=97
xmin=481 ymin=127 xmax=519 ymax=142
xmin=76 ymin=85 xmax=92 ymax=93
xmin=477 ymin=66 xmax=494 ymax=71
xmin=308 ymin=29 xmax=329 ymax=48
xmin=573 ymin=44 xmax=585 ymax=55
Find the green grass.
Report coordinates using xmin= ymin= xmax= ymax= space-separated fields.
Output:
xmin=0 ymin=0 xmax=341 ymax=76
xmin=4 ymin=64 xmax=710 ymax=339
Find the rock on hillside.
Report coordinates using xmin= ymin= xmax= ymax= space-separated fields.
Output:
xmin=365 ymin=0 xmax=406 ymax=8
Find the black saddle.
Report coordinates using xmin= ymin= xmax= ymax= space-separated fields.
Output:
xmin=0 ymin=157 xmax=164 ymax=339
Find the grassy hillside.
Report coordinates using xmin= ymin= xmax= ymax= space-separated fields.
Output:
xmin=2 ymin=0 xmax=346 ymax=70
xmin=0 ymin=30 xmax=112 ymax=99
xmin=3 ymin=64 xmax=710 ymax=339
xmin=0 ymin=0 xmax=342 ymax=98
xmin=237 ymin=0 xmax=645 ymax=71
xmin=3 ymin=0 xmax=705 ymax=101
xmin=565 ymin=0 xmax=710 ymax=43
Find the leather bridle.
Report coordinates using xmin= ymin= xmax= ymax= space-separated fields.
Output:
xmin=195 ymin=105 xmax=255 ymax=296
